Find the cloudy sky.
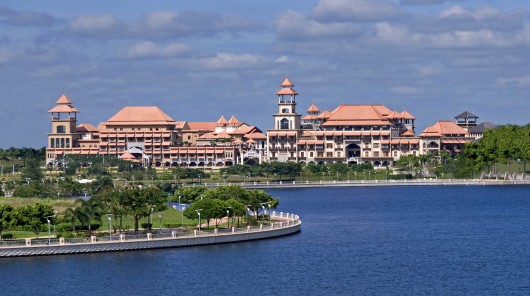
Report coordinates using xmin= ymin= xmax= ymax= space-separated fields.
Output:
xmin=1 ymin=0 xmax=529 ymax=148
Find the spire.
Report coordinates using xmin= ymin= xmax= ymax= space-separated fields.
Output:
xmin=307 ymin=104 xmax=320 ymax=113
xmin=281 ymin=76 xmax=294 ymax=87
xmin=56 ymin=94 xmax=73 ymax=105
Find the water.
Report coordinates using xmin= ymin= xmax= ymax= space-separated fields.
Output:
xmin=1 ymin=185 xmax=530 ymax=295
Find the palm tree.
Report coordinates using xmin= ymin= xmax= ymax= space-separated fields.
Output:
xmin=63 ymin=200 xmax=88 ymax=233
xmin=79 ymin=199 xmax=102 ymax=233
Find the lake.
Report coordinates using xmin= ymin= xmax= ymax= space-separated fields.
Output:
xmin=1 ymin=185 xmax=530 ymax=295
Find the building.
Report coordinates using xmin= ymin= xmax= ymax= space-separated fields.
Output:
xmin=419 ymin=120 xmax=472 ymax=156
xmin=46 ymin=97 xmax=266 ymax=169
xmin=266 ymin=77 xmax=422 ymax=166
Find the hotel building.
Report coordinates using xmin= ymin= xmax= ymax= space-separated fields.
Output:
xmin=46 ymin=76 xmax=486 ymax=169
xmin=46 ymin=98 xmax=266 ymax=168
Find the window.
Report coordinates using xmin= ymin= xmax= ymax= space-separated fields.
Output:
xmin=282 ymin=108 xmax=289 ymax=113
xmin=56 ymin=125 xmax=66 ymax=134
xmin=66 ymin=138 xmax=70 ymax=148
xmin=50 ymin=138 xmax=55 ymax=148
xmin=280 ymin=118 xmax=290 ymax=129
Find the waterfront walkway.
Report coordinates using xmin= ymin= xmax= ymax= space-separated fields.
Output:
xmin=195 ymin=178 xmax=530 ymax=190
xmin=0 ymin=211 xmax=301 ymax=257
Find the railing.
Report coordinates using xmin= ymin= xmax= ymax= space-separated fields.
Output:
xmin=0 ymin=212 xmax=300 ymax=249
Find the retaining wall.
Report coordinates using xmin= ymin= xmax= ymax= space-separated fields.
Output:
xmin=0 ymin=213 xmax=301 ymax=258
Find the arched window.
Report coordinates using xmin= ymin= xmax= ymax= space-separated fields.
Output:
xmin=56 ymin=125 xmax=66 ymax=134
xmin=280 ymin=118 xmax=290 ymax=129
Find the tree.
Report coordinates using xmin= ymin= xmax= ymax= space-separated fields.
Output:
xmin=78 ymin=199 xmax=102 ymax=233
xmin=128 ymin=187 xmax=168 ymax=233
xmin=21 ymin=158 xmax=44 ymax=182
xmin=172 ymin=186 xmax=207 ymax=203
xmin=63 ymin=199 xmax=88 ymax=233
xmin=15 ymin=203 xmax=54 ymax=237
xmin=183 ymin=198 xmax=227 ymax=229
xmin=0 ymin=205 xmax=15 ymax=239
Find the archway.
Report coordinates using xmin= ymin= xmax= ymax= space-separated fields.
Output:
xmin=346 ymin=143 xmax=361 ymax=158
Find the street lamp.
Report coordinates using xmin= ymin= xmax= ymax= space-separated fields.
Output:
xmin=198 ymin=174 xmax=201 ymax=185
xmin=226 ymin=207 xmax=231 ymax=229
xmin=267 ymin=202 xmax=271 ymax=221
xmin=300 ymin=172 xmax=303 ymax=183
xmin=106 ymin=213 xmax=112 ymax=241
xmin=158 ymin=212 xmax=162 ymax=230
xmin=246 ymin=205 xmax=252 ymax=226
xmin=260 ymin=202 xmax=268 ymax=224
xmin=149 ymin=207 xmax=154 ymax=231
xmin=45 ymin=214 xmax=55 ymax=245
xmin=196 ymin=209 xmax=203 ymax=233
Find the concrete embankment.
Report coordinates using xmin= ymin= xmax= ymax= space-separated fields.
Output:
xmin=200 ymin=179 xmax=530 ymax=190
xmin=0 ymin=212 xmax=301 ymax=258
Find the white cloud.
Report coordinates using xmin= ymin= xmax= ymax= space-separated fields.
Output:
xmin=275 ymin=56 xmax=290 ymax=63
xmin=69 ymin=14 xmax=119 ymax=32
xmin=417 ymin=64 xmax=445 ymax=77
xmin=440 ymin=5 xmax=468 ymax=18
xmin=276 ymin=10 xmax=361 ymax=40
xmin=142 ymin=11 xmax=177 ymax=29
xmin=497 ymin=75 xmax=530 ymax=87
xmin=198 ymin=52 xmax=266 ymax=70
xmin=0 ymin=46 xmax=14 ymax=63
xmin=389 ymin=86 xmax=420 ymax=95
xmin=312 ymin=0 xmax=400 ymax=22
xmin=117 ymin=41 xmax=189 ymax=59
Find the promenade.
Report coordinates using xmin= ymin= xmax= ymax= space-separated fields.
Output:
xmin=198 ymin=178 xmax=530 ymax=190
xmin=0 ymin=212 xmax=301 ymax=257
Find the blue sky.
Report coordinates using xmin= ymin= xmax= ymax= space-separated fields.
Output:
xmin=1 ymin=0 xmax=529 ymax=148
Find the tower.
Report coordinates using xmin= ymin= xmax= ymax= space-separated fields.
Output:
xmin=46 ymin=94 xmax=80 ymax=165
xmin=267 ymin=77 xmax=301 ymax=162
xmin=273 ymin=77 xmax=301 ymax=130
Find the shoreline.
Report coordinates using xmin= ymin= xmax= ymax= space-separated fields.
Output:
xmin=201 ymin=179 xmax=530 ymax=190
xmin=0 ymin=212 xmax=301 ymax=258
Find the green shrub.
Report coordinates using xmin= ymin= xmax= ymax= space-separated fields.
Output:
xmin=1 ymin=233 xmax=14 ymax=240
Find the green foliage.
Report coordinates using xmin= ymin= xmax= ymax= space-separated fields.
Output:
xmin=21 ymin=158 xmax=43 ymax=182
xmin=172 ymin=186 xmax=208 ymax=203
xmin=458 ymin=125 xmax=530 ymax=174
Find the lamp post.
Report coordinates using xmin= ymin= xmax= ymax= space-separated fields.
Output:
xmin=300 ymin=172 xmax=303 ymax=183
xmin=226 ymin=207 xmax=231 ymax=229
xmin=246 ymin=205 xmax=252 ymax=226
xmin=198 ymin=174 xmax=201 ymax=185
xmin=158 ymin=212 xmax=162 ymax=230
xmin=106 ymin=213 xmax=112 ymax=241
xmin=196 ymin=209 xmax=202 ymax=233
xmin=260 ymin=203 xmax=267 ymax=224
xmin=267 ymin=202 xmax=271 ymax=221
xmin=45 ymin=214 xmax=55 ymax=245
xmin=149 ymin=207 xmax=154 ymax=231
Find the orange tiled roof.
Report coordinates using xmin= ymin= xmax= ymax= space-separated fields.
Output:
xmin=307 ymin=104 xmax=320 ymax=113
xmin=386 ymin=110 xmax=403 ymax=119
xmin=106 ymin=106 xmax=175 ymax=124
xmin=245 ymin=132 xmax=266 ymax=139
xmin=186 ymin=122 xmax=217 ymax=131
xmin=56 ymin=94 xmax=73 ymax=105
xmin=175 ymin=121 xmax=187 ymax=129
xmin=48 ymin=105 xmax=79 ymax=113
xmin=400 ymin=110 xmax=416 ymax=120
xmin=276 ymin=87 xmax=298 ymax=96
xmin=281 ymin=76 xmax=294 ymax=87
xmin=402 ymin=130 xmax=414 ymax=137
xmin=77 ymin=123 xmax=99 ymax=133
xmin=227 ymin=115 xmax=242 ymax=125
xmin=216 ymin=116 xmax=228 ymax=125
xmin=420 ymin=121 xmax=468 ymax=137
xmin=317 ymin=110 xmax=332 ymax=119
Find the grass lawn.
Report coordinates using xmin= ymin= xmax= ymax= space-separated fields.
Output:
xmin=100 ymin=207 xmax=197 ymax=232
xmin=0 ymin=197 xmax=76 ymax=212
